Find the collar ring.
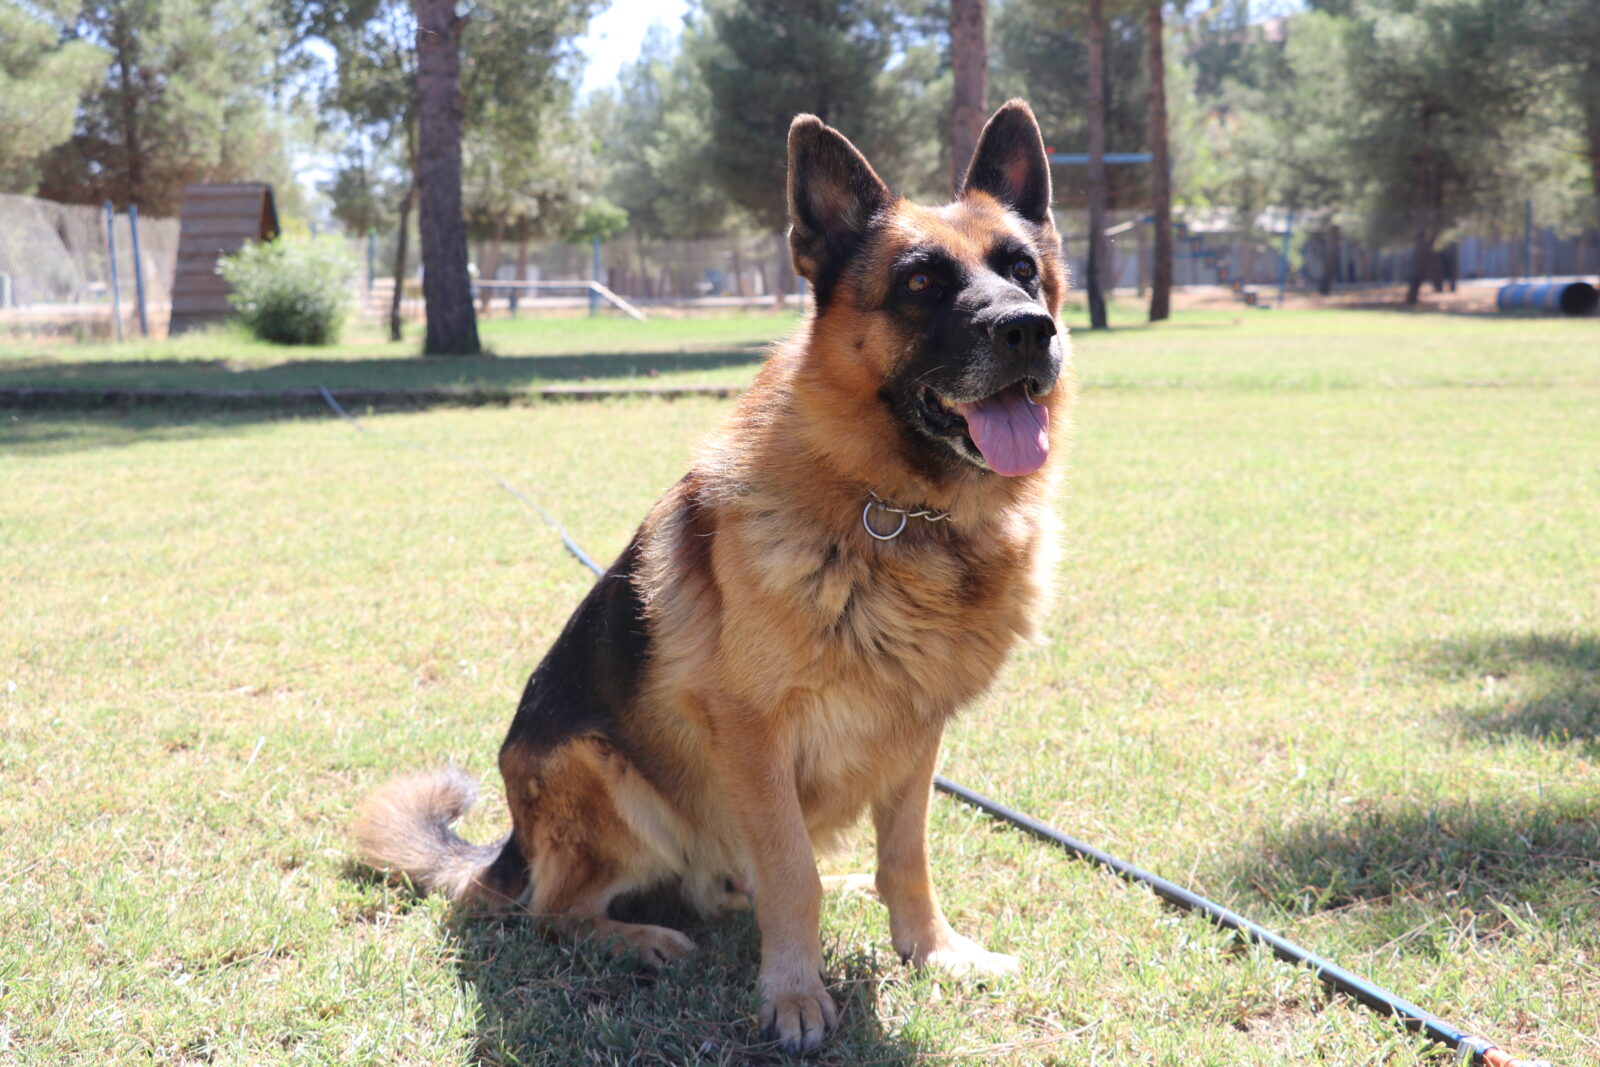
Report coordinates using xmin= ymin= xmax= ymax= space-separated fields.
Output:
xmin=862 ymin=501 xmax=910 ymax=541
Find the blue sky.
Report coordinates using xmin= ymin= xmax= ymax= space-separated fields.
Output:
xmin=574 ymin=0 xmax=691 ymax=96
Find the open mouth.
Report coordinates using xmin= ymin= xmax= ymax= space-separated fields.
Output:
xmin=916 ymin=379 xmax=1049 ymax=477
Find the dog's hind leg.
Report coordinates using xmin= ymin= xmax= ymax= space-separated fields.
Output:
xmin=535 ymin=887 xmax=696 ymax=968
xmin=501 ymin=735 xmax=696 ymax=967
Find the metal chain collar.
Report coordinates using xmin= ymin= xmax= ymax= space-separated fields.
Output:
xmin=862 ymin=490 xmax=953 ymax=541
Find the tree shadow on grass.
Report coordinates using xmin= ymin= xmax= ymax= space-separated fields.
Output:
xmin=1222 ymin=634 xmax=1600 ymax=949
xmin=1423 ymin=631 xmax=1600 ymax=757
xmin=0 ymin=406 xmax=305 ymax=458
xmin=445 ymin=893 xmax=921 ymax=1067
xmin=1 ymin=349 xmax=762 ymax=458
xmin=1232 ymin=796 xmax=1600 ymax=929
xmin=0 ymin=347 xmax=767 ymax=397
xmin=1327 ymin=300 xmax=1504 ymax=318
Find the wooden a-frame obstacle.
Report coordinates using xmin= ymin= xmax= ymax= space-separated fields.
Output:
xmin=168 ymin=183 xmax=280 ymax=335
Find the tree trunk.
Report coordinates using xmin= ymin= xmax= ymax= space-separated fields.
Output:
xmin=389 ymin=183 xmax=414 ymax=343
xmin=1583 ymin=62 xmax=1600 ymax=236
xmin=773 ymin=231 xmax=791 ymax=307
xmin=1404 ymin=226 xmax=1435 ymax=306
xmin=479 ymin=216 xmax=504 ymax=314
xmin=949 ymin=0 xmax=988 ymax=196
xmin=1319 ymin=226 xmax=1340 ymax=294
xmin=1408 ymin=104 xmax=1439 ymax=307
xmin=414 ymin=0 xmax=480 ymax=355
xmin=1145 ymin=0 xmax=1172 ymax=322
xmin=112 ymin=9 xmax=144 ymax=210
xmin=1086 ymin=0 xmax=1109 ymax=329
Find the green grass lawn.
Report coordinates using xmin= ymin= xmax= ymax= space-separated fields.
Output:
xmin=2 ymin=309 xmax=1597 ymax=1064
xmin=3 ymin=306 xmax=1596 ymax=398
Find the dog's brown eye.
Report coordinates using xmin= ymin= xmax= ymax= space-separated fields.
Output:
xmin=1012 ymin=259 xmax=1036 ymax=281
xmin=905 ymin=271 xmax=932 ymax=294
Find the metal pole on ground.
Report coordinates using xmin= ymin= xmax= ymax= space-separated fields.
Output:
xmin=590 ymin=236 xmax=601 ymax=316
xmin=128 ymin=204 xmax=149 ymax=337
xmin=1277 ymin=208 xmax=1294 ymax=308
xmin=104 ymin=201 xmax=123 ymax=342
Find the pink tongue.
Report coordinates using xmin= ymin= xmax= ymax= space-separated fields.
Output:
xmin=956 ymin=388 xmax=1049 ymax=476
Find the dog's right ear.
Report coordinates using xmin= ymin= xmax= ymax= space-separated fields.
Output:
xmin=787 ymin=115 xmax=892 ymax=286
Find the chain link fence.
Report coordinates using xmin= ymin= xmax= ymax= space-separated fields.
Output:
xmin=429 ymin=209 xmax=1600 ymax=319
xmin=1063 ymin=206 xmax=1600 ymax=300
xmin=0 ymin=193 xmax=181 ymax=340
xmin=359 ymin=228 xmax=809 ymax=322
xmin=8 ymin=188 xmax=1593 ymax=338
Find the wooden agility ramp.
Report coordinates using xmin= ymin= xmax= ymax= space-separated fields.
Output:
xmin=168 ymin=183 xmax=279 ymax=335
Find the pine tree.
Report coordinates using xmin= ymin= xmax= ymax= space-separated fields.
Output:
xmin=33 ymin=0 xmax=291 ymax=214
xmin=696 ymin=0 xmax=909 ymax=233
xmin=0 ymin=1 xmax=108 ymax=193
xmin=592 ymin=24 xmax=733 ymax=241
xmin=1278 ymin=2 xmax=1540 ymax=304
xmin=1533 ymin=0 xmax=1600 ymax=230
xmin=301 ymin=0 xmax=596 ymax=351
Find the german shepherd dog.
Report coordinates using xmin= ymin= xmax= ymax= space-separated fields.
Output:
xmin=354 ymin=100 xmax=1070 ymax=1054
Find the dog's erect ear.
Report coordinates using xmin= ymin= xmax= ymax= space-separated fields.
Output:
xmin=787 ymin=115 xmax=893 ymax=285
xmin=960 ymin=99 xmax=1053 ymax=227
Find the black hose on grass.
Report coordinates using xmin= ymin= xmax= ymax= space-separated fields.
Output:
xmin=931 ymin=776 xmax=1551 ymax=1067
xmin=321 ymin=387 xmax=1554 ymax=1067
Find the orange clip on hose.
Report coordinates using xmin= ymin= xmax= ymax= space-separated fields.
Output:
xmin=1482 ymin=1047 xmax=1554 ymax=1067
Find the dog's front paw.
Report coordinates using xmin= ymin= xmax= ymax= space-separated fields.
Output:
xmin=901 ymin=929 xmax=1019 ymax=979
xmin=759 ymin=981 xmax=837 ymax=1055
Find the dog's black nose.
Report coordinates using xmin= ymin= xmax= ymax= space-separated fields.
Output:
xmin=990 ymin=309 xmax=1057 ymax=360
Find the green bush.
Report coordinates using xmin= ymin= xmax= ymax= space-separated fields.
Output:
xmin=218 ymin=239 xmax=356 ymax=345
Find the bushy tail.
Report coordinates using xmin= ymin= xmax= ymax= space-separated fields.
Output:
xmin=352 ymin=767 xmax=525 ymax=907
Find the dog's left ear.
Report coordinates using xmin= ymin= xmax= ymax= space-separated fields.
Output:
xmin=787 ymin=115 xmax=893 ymax=284
xmin=960 ymin=99 xmax=1053 ymax=227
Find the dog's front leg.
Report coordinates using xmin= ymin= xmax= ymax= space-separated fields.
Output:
xmin=705 ymin=699 xmax=836 ymax=1054
xmin=873 ymin=728 xmax=1020 ymax=978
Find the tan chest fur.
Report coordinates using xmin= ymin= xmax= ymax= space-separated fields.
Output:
xmin=641 ymin=475 xmax=1049 ymax=839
